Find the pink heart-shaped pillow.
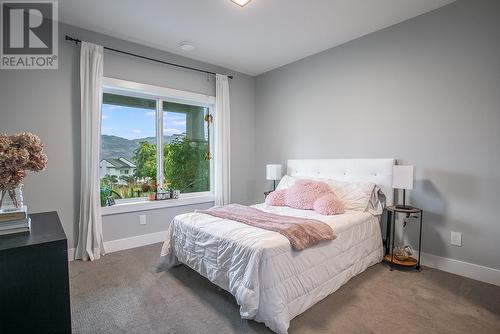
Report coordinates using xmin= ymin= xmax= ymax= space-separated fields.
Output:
xmin=265 ymin=189 xmax=287 ymax=206
xmin=313 ymin=193 xmax=345 ymax=215
xmin=286 ymin=179 xmax=332 ymax=210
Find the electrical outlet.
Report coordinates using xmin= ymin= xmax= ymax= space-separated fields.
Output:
xmin=451 ymin=231 xmax=462 ymax=247
xmin=139 ymin=215 xmax=147 ymax=225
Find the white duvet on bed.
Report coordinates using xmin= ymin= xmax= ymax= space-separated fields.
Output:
xmin=160 ymin=203 xmax=383 ymax=333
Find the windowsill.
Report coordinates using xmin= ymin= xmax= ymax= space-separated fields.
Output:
xmin=101 ymin=192 xmax=215 ymax=216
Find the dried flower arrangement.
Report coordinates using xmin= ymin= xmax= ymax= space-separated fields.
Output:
xmin=0 ymin=132 xmax=47 ymax=208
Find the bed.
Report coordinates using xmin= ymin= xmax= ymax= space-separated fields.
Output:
xmin=160 ymin=159 xmax=395 ymax=333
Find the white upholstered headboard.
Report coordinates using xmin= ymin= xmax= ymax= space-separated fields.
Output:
xmin=287 ymin=159 xmax=396 ymax=206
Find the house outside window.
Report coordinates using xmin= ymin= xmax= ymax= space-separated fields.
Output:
xmin=99 ymin=78 xmax=215 ymax=206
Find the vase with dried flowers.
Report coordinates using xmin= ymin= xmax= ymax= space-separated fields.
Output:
xmin=0 ymin=132 xmax=47 ymax=212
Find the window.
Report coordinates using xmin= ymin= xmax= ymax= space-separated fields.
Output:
xmin=99 ymin=94 xmax=157 ymax=204
xmin=99 ymin=79 xmax=214 ymax=207
xmin=163 ymin=101 xmax=210 ymax=194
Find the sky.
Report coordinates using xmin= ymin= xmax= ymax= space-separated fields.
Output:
xmin=101 ymin=104 xmax=187 ymax=139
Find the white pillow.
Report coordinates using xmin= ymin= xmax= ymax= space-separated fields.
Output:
xmin=275 ymin=174 xmax=296 ymax=191
xmin=275 ymin=175 xmax=377 ymax=212
xmin=325 ymin=179 xmax=376 ymax=212
xmin=367 ymin=186 xmax=385 ymax=215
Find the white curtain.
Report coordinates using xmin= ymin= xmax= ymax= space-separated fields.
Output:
xmin=214 ymin=74 xmax=231 ymax=206
xmin=76 ymin=41 xmax=105 ymax=261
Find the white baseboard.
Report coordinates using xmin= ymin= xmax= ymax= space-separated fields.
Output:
xmin=67 ymin=230 xmax=167 ymax=261
xmin=421 ymin=252 xmax=500 ymax=286
xmin=104 ymin=230 xmax=167 ymax=253
xmin=68 ymin=247 xmax=75 ymax=261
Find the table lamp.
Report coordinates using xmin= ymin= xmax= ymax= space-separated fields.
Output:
xmin=393 ymin=165 xmax=414 ymax=210
xmin=266 ymin=164 xmax=282 ymax=190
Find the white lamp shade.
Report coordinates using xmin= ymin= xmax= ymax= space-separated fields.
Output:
xmin=266 ymin=164 xmax=282 ymax=181
xmin=392 ymin=165 xmax=414 ymax=190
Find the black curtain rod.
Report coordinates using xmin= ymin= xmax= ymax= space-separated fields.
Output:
xmin=65 ymin=35 xmax=233 ymax=79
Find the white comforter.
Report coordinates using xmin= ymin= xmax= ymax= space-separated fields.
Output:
xmin=160 ymin=204 xmax=383 ymax=333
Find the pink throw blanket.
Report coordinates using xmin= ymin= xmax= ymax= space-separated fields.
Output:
xmin=197 ymin=204 xmax=336 ymax=250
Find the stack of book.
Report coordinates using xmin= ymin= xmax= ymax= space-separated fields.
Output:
xmin=0 ymin=205 xmax=31 ymax=236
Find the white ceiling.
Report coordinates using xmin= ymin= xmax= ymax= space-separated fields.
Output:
xmin=59 ymin=0 xmax=455 ymax=76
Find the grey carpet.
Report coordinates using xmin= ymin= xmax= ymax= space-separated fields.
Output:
xmin=70 ymin=243 xmax=500 ymax=334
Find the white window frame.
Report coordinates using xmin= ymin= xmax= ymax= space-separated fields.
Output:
xmin=100 ymin=77 xmax=215 ymax=215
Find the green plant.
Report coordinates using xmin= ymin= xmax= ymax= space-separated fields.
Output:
xmin=117 ymin=137 xmax=210 ymax=200
xmin=133 ymin=141 xmax=157 ymax=179
xmin=99 ymin=185 xmax=122 ymax=207
xmin=100 ymin=186 xmax=111 ymax=207
xmin=101 ymin=174 xmax=118 ymax=187
xmin=163 ymin=137 xmax=209 ymax=193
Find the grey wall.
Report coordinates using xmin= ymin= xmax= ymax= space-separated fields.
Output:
xmin=2 ymin=0 xmax=498 ymax=271
xmin=102 ymin=202 xmax=213 ymax=242
xmin=0 ymin=23 xmax=256 ymax=248
xmin=255 ymin=0 xmax=500 ymax=269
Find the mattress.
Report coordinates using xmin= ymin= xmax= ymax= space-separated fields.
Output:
xmin=160 ymin=203 xmax=383 ymax=333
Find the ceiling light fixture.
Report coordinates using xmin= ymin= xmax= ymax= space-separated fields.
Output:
xmin=231 ymin=0 xmax=252 ymax=7
xmin=178 ymin=42 xmax=195 ymax=51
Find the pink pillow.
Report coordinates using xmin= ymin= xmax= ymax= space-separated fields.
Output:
xmin=286 ymin=179 xmax=332 ymax=210
xmin=265 ymin=189 xmax=287 ymax=206
xmin=313 ymin=193 xmax=345 ymax=215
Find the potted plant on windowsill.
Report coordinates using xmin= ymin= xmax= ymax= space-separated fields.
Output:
xmin=155 ymin=181 xmax=171 ymax=201
xmin=139 ymin=179 xmax=157 ymax=201
xmin=147 ymin=191 xmax=156 ymax=201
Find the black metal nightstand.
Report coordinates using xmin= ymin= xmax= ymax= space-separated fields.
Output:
xmin=384 ymin=206 xmax=423 ymax=270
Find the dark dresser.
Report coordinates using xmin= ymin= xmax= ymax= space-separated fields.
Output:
xmin=0 ymin=211 xmax=71 ymax=333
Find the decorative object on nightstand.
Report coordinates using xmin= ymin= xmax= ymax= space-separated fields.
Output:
xmin=266 ymin=164 xmax=282 ymax=191
xmin=0 ymin=132 xmax=47 ymax=213
xmin=0 ymin=133 xmax=46 ymax=235
xmin=0 ymin=205 xmax=30 ymax=236
xmin=384 ymin=205 xmax=423 ymax=270
xmin=392 ymin=165 xmax=414 ymax=210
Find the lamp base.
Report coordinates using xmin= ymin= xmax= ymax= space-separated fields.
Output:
xmin=395 ymin=189 xmax=413 ymax=210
